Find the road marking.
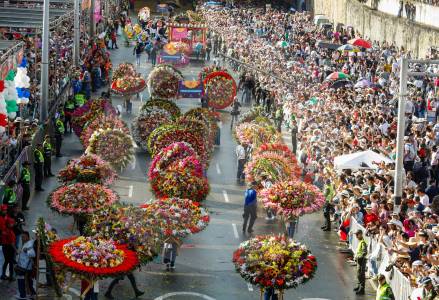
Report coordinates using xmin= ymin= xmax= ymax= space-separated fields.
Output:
xmin=247 ymin=283 xmax=254 ymax=291
xmin=155 ymin=292 xmax=216 ymax=300
xmin=144 ymin=270 xmax=216 ymax=278
xmin=128 ymin=185 xmax=133 ymax=198
xmin=68 ymin=287 xmax=81 ymax=296
xmin=222 ymin=190 xmax=229 ymax=202
xmin=216 ymin=163 xmax=221 ymax=174
xmin=232 ymin=223 xmax=239 ymax=239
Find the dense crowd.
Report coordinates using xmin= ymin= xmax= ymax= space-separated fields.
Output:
xmin=203 ymin=3 xmax=439 ymax=297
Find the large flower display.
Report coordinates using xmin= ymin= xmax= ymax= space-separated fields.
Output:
xmin=87 ymin=204 xmax=161 ymax=265
xmin=132 ymin=108 xmax=171 ymax=151
xmin=198 ymin=65 xmax=226 ymax=82
xmin=176 ymin=116 xmax=212 ymax=150
xmin=148 ymin=124 xmax=208 ymax=164
xmin=141 ymin=198 xmax=209 ymax=238
xmin=236 ymin=106 xmax=273 ymax=127
xmin=235 ymin=122 xmax=281 ymax=147
xmin=86 ymin=128 xmax=134 ymax=170
xmin=72 ymin=98 xmax=116 ymax=136
xmin=147 ymin=64 xmax=183 ymax=99
xmin=253 ymin=143 xmax=301 ymax=178
xmin=185 ymin=108 xmax=220 ymax=145
xmin=232 ymin=235 xmax=317 ymax=291
xmin=141 ymin=98 xmax=181 ymax=119
xmin=112 ymin=63 xmax=137 ymax=80
xmin=58 ymin=154 xmax=117 ymax=186
xmin=245 ymin=152 xmax=298 ymax=190
xmin=80 ymin=115 xmax=129 ymax=148
xmin=148 ymin=142 xmax=199 ymax=180
xmin=49 ymin=237 xmax=139 ymax=277
xmin=261 ymin=181 xmax=325 ymax=219
xmin=150 ymin=170 xmax=209 ymax=202
xmin=203 ymin=71 xmax=237 ymax=109
xmin=112 ymin=63 xmax=146 ymax=95
xmin=48 ymin=183 xmax=118 ymax=215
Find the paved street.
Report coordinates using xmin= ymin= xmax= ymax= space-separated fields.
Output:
xmin=1 ymin=16 xmax=374 ymax=300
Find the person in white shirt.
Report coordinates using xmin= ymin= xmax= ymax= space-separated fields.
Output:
xmin=236 ymin=142 xmax=247 ymax=184
xmin=16 ymin=232 xmax=35 ymax=300
xmin=417 ymin=188 xmax=430 ymax=206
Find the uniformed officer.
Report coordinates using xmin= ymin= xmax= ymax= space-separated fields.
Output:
xmin=354 ymin=229 xmax=367 ymax=295
xmin=20 ymin=161 xmax=31 ymax=210
xmin=34 ymin=144 xmax=45 ymax=191
xmin=3 ymin=180 xmax=17 ymax=206
xmin=43 ymin=135 xmax=54 ymax=177
xmin=54 ymin=117 xmax=64 ymax=157
xmin=376 ymin=274 xmax=394 ymax=300
xmin=64 ymin=98 xmax=75 ymax=133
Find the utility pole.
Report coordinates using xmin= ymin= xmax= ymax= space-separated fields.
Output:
xmin=89 ymin=0 xmax=95 ymax=38
xmin=40 ymin=0 xmax=49 ymax=123
xmin=393 ymin=57 xmax=408 ymax=212
xmin=74 ymin=0 xmax=80 ymax=66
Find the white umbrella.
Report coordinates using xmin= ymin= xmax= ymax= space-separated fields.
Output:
xmin=334 ymin=150 xmax=393 ymax=170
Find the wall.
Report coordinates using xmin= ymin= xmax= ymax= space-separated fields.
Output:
xmin=313 ymin=0 xmax=439 ymax=58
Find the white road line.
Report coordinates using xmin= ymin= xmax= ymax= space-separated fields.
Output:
xmin=222 ymin=190 xmax=229 ymax=203
xmin=247 ymin=283 xmax=254 ymax=291
xmin=215 ymin=163 xmax=221 ymax=174
xmin=68 ymin=287 xmax=81 ymax=296
xmin=232 ymin=223 xmax=239 ymax=239
xmin=128 ymin=185 xmax=133 ymax=198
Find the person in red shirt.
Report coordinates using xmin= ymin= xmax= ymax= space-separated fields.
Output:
xmin=1 ymin=211 xmax=16 ymax=281
xmin=363 ymin=204 xmax=379 ymax=226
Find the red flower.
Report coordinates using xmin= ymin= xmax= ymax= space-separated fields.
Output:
xmin=0 ymin=80 xmax=4 ymax=92
xmin=276 ymin=279 xmax=284 ymax=286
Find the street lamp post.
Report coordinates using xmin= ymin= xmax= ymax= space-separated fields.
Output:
xmin=40 ymin=0 xmax=49 ymax=123
xmin=74 ymin=0 xmax=80 ymax=66
xmin=89 ymin=0 xmax=95 ymax=38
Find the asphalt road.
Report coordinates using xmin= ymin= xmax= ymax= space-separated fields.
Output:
xmin=0 ymin=24 xmax=375 ymax=300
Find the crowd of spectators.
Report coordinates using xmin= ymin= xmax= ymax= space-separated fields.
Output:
xmin=203 ymin=2 xmax=439 ymax=297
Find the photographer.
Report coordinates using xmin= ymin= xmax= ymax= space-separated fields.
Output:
xmin=230 ymin=97 xmax=241 ymax=129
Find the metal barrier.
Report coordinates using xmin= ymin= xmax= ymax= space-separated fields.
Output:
xmin=348 ymin=217 xmax=414 ymax=300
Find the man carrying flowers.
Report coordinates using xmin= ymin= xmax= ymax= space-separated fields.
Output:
xmin=243 ymin=182 xmax=257 ymax=234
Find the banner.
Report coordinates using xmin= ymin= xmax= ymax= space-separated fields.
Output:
xmin=178 ymin=80 xmax=203 ymax=98
xmin=156 ymin=4 xmax=168 ymax=13
xmin=171 ymin=27 xmax=188 ymax=41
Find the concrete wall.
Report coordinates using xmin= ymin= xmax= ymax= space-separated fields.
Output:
xmin=313 ymin=0 xmax=439 ymax=58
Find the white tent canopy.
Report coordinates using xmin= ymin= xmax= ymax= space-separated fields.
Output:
xmin=334 ymin=150 xmax=393 ymax=170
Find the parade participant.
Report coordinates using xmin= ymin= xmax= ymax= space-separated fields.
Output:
xmin=133 ymin=41 xmax=144 ymax=66
xmin=243 ymin=182 xmax=257 ymax=234
xmin=230 ymin=97 xmax=241 ymax=129
xmin=236 ymin=141 xmax=246 ymax=184
xmin=290 ymin=119 xmax=298 ymax=154
xmin=2 ymin=181 xmax=16 ymax=206
xmin=33 ymin=144 xmax=44 ymax=191
xmin=353 ymin=229 xmax=367 ymax=295
xmin=163 ymin=236 xmax=181 ymax=271
xmin=43 ymin=135 xmax=54 ymax=177
xmin=105 ymin=273 xmax=144 ymax=299
xmin=19 ymin=162 xmax=31 ymax=210
xmin=15 ymin=231 xmax=36 ymax=300
xmin=261 ymin=175 xmax=275 ymax=220
xmin=376 ymin=274 xmax=395 ymax=300
xmin=55 ymin=117 xmax=64 ymax=157
xmin=264 ymin=286 xmax=278 ymax=300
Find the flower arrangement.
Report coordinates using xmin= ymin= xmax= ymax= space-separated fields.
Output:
xmin=111 ymin=76 xmax=146 ymax=96
xmin=176 ymin=116 xmax=212 ymax=148
xmin=141 ymin=197 xmax=209 ymax=238
xmin=148 ymin=124 xmax=208 ymax=164
xmin=261 ymin=181 xmax=325 ymax=219
xmin=244 ymin=152 xmax=297 ymax=190
xmin=235 ymin=122 xmax=281 ymax=147
xmin=72 ymin=98 xmax=116 ymax=136
xmin=203 ymin=71 xmax=237 ymax=109
xmin=254 ymin=143 xmax=301 ymax=178
xmin=150 ymin=170 xmax=209 ymax=202
xmin=232 ymin=235 xmax=317 ymax=290
xmin=198 ymin=65 xmax=226 ymax=82
xmin=86 ymin=128 xmax=134 ymax=170
xmin=148 ymin=142 xmax=198 ymax=180
xmin=112 ymin=63 xmax=137 ymax=80
xmin=49 ymin=237 xmax=139 ymax=277
xmin=58 ymin=154 xmax=117 ymax=186
xmin=87 ymin=204 xmax=161 ymax=265
xmin=138 ymin=7 xmax=150 ymax=22
xmin=236 ymin=106 xmax=273 ymax=127
xmin=147 ymin=64 xmax=183 ymax=99
xmin=80 ymin=115 xmax=129 ymax=148
xmin=132 ymin=108 xmax=172 ymax=151
xmin=185 ymin=108 xmax=220 ymax=145
xmin=48 ymin=183 xmax=118 ymax=215
xmin=141 ymin=98 xmax=181 ymax=119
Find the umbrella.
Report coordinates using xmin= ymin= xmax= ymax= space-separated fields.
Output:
xmin=337 ymin=44 xmax=358 ymax=52
xmin=326 ymin=72 xmax=350 ymax=81
xmin=334 ymin=150 xmax=393 ymax=170
xmin=330 ymin=79 xmax=352 ymax=89
xmin=354 ymin=79 xmax=371 ymax=88
xmin=348 ymin=38 xmax=372 ymax=49
xmin=276 ymin=41 xmax=288 ymax=48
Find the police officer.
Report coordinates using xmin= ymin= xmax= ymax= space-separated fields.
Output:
xmin=3 ymin=180 xmax=17 ymax=206
xmin=54 ymin=117 xmax=64 ymax=157
xmin=20 ymin=162 xmax=31 ymax=210
xmin=43 ymin=135 xmax=54 ymax=177
xmin=354 ymin=229 xmax=367 ymax=295
xmin=376 ymin=274 xmax=394 ymax=300
xmin=34 ymin=144 xmax=45 ymax=191
xmin=64 ymin=98 xmax=75 ymax=134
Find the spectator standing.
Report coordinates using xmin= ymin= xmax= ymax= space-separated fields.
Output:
xmin=15 ymin=231 xmax=36 ymax=300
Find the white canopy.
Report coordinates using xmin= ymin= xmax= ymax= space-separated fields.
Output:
xmin=334 ymin=150 xmax=393 ymax=170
